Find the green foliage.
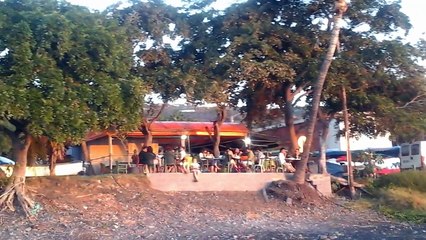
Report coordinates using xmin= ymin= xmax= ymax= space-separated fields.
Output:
xmin=372 ymin=171 xmax=426 ymax=193
xmin=0 ymin=0 xmax=145 ymax=144
xmin=362 ymin=172 xmax=426 ymax=223
xmin=351 ymin=151 xmax=383 ymax=178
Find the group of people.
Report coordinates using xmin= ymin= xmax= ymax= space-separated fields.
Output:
xmin=225 ymin=147 xmax=299 ymax=173
xmin=130 ymin=144 xmax=299 ymax=174
xmin=131 ymin=145 xmax=199 ymax=174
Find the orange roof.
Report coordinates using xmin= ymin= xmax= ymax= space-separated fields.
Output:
xmin=86 ymin=121 xmax=248 ymax=142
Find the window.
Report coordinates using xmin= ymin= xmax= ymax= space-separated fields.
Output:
xmin=401 ymin=145 xmax=410 ymax=156
xmin=411 ymin=144 xmax=420 ymax=155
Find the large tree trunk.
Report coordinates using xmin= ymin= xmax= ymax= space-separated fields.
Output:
xmin=318 ymin=118 xmax=330 ymax=174
xmin=213 ymin=106 xmax=226 ymax=158
xmin=139 ymin=103 xmax=166 ymax=147
xmin=49 ymin=152 xmax=57 ymax=176
xmin=283 ymin=98 xmax=298 ymax=154
xmin=48 ymin=142 xmax=64 ymax=176
xmin=81 ymin=140 xmax=89 ymax=161
xmin=140 ymin=124 xmax=153 ymax=146
xmin=0 ymin=132 xmax=35 ymax=216
xmin=293 ymin=3 xmax=347 ymax=184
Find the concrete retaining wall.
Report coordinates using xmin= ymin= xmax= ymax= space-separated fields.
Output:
xmin=148 ymin=173 xmax=332 ymax=196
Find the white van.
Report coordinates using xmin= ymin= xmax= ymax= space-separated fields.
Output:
xmin=400 ymin=141 xmax=426 ymax=170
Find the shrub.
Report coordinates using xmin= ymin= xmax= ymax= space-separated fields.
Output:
xmin=365 ymin=171 xmax=426 ymax=223
xmin=372 ymin=171 xmax=426 ymax=193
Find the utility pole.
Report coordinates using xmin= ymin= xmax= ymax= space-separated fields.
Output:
xmin=341 ymin=86 xmax=356 ymax=199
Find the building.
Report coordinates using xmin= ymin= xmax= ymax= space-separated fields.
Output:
xmin=80 ymin=121 xmax=248 ymax=173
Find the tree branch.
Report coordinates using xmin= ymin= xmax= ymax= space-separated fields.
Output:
xmin=292 ymin=89 xmax=312 ymax=107
xmin=397 ymin=94 xmax=426 ymax=109
xmin=148 ymin=103 xmax=167 ymax=124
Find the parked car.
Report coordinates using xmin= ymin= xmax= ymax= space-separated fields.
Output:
xmin=0 ymin=156 xmax=14 ymax=165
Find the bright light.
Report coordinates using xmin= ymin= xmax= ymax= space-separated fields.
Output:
xmin=243 ymin=137 xmax=251 ymax=145
xmin=180 ymin=135 xmax=188 ymax=140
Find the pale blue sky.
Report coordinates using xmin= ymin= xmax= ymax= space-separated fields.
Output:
xmin=68 ymin=0 xmax=425 ymax=44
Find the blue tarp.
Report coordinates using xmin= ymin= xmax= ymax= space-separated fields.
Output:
xmin=371 ymin=146 xmax=400 ymax=158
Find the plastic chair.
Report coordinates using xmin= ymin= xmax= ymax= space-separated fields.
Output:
xmin=276 ymin=163 xmax=284 ymax=173
xmin=115 ymin=161 xmax=128 ymax=174
xmin=253 ymin=158 xmax=265 ymax=173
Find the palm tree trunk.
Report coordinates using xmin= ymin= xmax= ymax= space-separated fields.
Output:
xmin=293 ymin=4 xmax=347 ymax=184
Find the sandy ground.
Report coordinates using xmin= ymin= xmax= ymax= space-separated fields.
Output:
xmin=0 ymin=175 xmax=425 ymax=240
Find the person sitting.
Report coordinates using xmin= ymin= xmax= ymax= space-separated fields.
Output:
xmin=176 ymin=146 xmax=188 ymax=174
xmin=191 ymin=158 xmax=201 ymax=182
xmin=232 ymin=148 xmax=243 ymax=172
xmin=225 ymin=148 xmax=238 ymax=172
xmin=131 ymin=149 xmax=139 ymax=165
xmin=205 ymin=150 xmax=220 ymax=173
xmin=183 ymin=154 xmax=193 ymax=173
xmin=246 ymin=149 xmax=255 ymax=170
xmin=163 ymin=148 xmax=176 ymax=172
xmin=278 ymin=147 xmax=296 ymax=173
xmin=199 ymin=149 xmax=208 ymax=160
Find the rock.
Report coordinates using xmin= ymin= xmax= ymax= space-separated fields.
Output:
xmin=286 ymin=197 xmax=293 ymax=205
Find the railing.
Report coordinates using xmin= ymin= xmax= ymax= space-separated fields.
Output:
xmin=89 ymin=155 xmax=131 ymax=174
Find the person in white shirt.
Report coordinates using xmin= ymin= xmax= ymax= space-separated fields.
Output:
xmin=278 ymin=148 xmax=296 ymax=173
xmin=278 ymin=148 xmax=287 ymax=165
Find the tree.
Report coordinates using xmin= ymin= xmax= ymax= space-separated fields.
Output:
xmin=110 ymin=0 xmax=195 ymax=146
xmin=293 ymin=0 xmax=348 ymax=184
xmin=298 ymin=0 xmax=424 ymax=180
xmin=207 ymin=0 xmax=324 ymax=154
xmin=0 ymin=0 xmax=144 ymax=215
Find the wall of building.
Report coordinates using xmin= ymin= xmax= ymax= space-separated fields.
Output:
xmin=258 ymin=119 xmax=393 ymax=152
xmin=326 ymin=119 xmax=393 ymax=151
xmin=258 ymin=122 xmax=322 ymax=152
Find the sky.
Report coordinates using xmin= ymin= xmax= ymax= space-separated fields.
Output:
xmin=68 ymin=0 xmax=425 ymax=44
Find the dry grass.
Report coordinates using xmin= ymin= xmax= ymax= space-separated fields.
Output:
xmin=380 ymin=187 xmax=426 ymax=212
xmin=366 ymin=172 xmax=426 ymax=223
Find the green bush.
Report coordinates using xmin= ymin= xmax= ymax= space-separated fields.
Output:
xmin=364 ymin=171 xmax=426 ymax=223
xmin=372 ymin=171 xmax=426 ymax=193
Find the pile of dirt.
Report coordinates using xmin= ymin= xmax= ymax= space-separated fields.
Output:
xmin=266 ymin=180 xmax=323 ymax=205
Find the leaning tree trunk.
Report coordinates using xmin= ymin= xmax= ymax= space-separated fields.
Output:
xmin=0 ymin=133 xmax=35 ymax=216
xmin=213 ymin=106 xmax=226 ymax=158
xmin=140 ymin=124 xmax=153 ymax=147
xmin=293 ymin=2 xmax=347 ymax=184
xmin=318 ymin=118 xmax=330 ymax=174
xmin=140 ymin=103 xmax=166 ymax=147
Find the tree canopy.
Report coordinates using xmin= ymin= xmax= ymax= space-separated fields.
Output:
xmin=0 ymin=0 xmax=145 ymax=215
xmin=0 ymin=0 xmax=145 ymax=143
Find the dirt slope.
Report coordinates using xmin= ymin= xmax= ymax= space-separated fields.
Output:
xmin=0 ymin=175 xmax=424 ymax=240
